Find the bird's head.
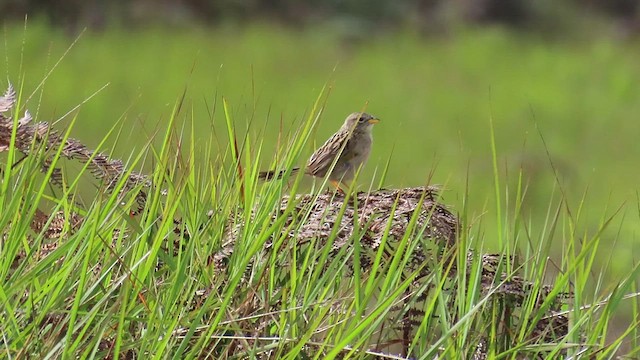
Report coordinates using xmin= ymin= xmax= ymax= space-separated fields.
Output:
xmin=343 ymin=112 xmax=380 ymax=132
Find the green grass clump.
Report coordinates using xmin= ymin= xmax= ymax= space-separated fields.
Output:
xmin=1 ymin=79 xmax=639 ymax=358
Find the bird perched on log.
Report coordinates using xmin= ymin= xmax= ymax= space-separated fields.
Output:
xmin=259 ymin=112 xmax=380 ymax=192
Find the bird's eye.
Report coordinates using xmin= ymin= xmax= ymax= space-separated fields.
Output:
xmin=358 ymin=116 xmax=366 ymax=123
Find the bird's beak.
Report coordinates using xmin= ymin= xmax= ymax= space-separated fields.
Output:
xmin=368 ymin=118 xmax=380 ymax=124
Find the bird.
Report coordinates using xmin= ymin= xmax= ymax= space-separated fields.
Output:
xmin=259 ymin=112 xmax=380 ymax=192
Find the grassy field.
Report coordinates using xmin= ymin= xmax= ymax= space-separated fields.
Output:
xmin=2 ymin=20 xmax=640 ymax=357
xmin=4 ymin=22 xmax=640 ymax=266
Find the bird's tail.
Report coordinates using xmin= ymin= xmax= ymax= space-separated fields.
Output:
xmin=258 ymin=167 xmax=301 ymax=181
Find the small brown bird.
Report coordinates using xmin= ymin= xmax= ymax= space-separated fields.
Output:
xmin=259 ymin=112 xmax=380 ymax=192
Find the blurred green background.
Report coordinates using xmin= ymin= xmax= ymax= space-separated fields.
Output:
xmin=1 ymin=0 xmax=639 ymax=308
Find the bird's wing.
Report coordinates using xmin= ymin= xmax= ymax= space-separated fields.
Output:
xmin=306 ymin=130 xmax=350 ymax=176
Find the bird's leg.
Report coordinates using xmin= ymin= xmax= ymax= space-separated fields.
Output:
xmin=330 ymin=180 xmax=346 ymax=195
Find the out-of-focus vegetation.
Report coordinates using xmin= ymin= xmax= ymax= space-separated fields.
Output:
xmin=1 ymin=0 xmax=640 ymax=38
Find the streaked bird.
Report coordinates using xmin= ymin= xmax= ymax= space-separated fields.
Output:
xmin=259 ymin=112 xmax=379 ymax=192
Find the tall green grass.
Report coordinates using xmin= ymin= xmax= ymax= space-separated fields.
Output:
xmin=1 ymin=21 xmax=640 ymax=358
xmin=2 ymin=77 xmax=639 ymax=358
xmin=2 ymin=22 xmax=640 ymax=269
